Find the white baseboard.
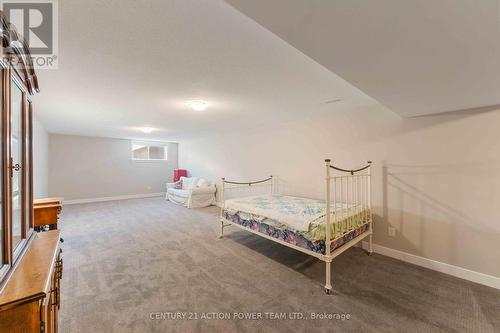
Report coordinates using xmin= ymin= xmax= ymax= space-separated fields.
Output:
xmin=361 ymin=241 xmax=500 ymax=290
xmin=64 ymin=192 xmax=164 ymax=205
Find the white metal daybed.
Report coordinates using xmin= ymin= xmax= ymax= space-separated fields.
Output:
xmin=219 ymin=159 xmax=373 ymax=294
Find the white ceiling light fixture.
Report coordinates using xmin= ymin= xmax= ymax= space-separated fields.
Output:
xmin=187 ymin=100 xmax=208 ymax=111
xmin=140 ymin=127 xmax=154 ymax=134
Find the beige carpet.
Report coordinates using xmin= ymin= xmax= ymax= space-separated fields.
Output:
xmin=58 ymin=197 xmax=500 ymax=332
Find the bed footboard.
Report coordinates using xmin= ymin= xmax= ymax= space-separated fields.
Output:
xmin=324 ymin=159 xmax=372 ymax=294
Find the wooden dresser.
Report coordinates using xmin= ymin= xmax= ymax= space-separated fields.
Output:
xmin=0 ymin=231 xmax=63 ymax=333
xmin=34 ymin=198 xmax=64 ymax=231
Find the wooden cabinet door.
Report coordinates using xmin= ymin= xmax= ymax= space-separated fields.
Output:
xmin=0 ymin=302 xmax=39 ymax=332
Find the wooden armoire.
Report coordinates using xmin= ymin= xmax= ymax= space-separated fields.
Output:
xmin=0 ymin=10 xmax=63 ymax=333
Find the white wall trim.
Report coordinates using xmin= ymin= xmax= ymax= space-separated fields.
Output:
xmin=64 ymin=192 xmax=164 ymax=205
xmin=361 ymin=241 xmax=500 ymax=290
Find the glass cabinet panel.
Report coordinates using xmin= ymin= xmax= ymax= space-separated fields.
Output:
xmin=0 ymin=72 xmax=3 ymax=265
xmin=0 ymin=39 xmax=39 ymax=285
xmin=11 ymin=80 xmax=23 ymax=250
xmin=25 ymin=101 xmax=32 ymax=232
xmin=0 ymin=66 xmax=37 ymax=284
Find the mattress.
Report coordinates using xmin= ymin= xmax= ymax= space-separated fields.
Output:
xmin=223 ymin=210 xmax=369 ymax=255
xmin=223 ymin=194 xmax=371 ymax=255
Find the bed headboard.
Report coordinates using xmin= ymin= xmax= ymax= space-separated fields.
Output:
xmin=219 ymin=176 xmax=275 ymax=204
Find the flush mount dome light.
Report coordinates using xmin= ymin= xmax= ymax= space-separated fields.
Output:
xmin=140 ymin=127 xmax=154 ymax=134
xmin=187 ymin=100 xmax=208 ymax=111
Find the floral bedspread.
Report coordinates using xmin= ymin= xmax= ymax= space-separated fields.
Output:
xmin=224 ymin=194 xmax=352 ymax=232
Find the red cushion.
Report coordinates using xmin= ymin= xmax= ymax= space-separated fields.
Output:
xmin=173 ymin=169 xmax=187 ymax=182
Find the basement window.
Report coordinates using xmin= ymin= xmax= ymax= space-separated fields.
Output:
xmin=131 ymin=141 xmax=168 ymax=161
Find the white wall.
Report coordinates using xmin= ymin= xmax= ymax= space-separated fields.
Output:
xmin=33 ymin=115 xmax=49 ymax=199
xmin=179 ymin=105 xmax=500 ymax=280
xmin=48 ymin=134 xmax=178 ymax=200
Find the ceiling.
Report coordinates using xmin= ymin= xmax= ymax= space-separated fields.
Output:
xmin=226 ymin=0 xmax=500 ymax=117
xmin=32 ymin=0 xmax=379 ymax=141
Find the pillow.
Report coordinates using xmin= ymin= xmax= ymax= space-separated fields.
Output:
xmin=180 ymin=177 xmax=188 ymax=190
xmin=197 ymin=179 xmax=210 ymax=187
xmin=181 ymin=177 xmax=199 ymax=190
xmin=188 ymin=177 xmax=199 ymax=189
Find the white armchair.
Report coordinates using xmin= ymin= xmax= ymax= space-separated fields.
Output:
xmin=166 ymin=177 xmax=216 ymax=208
